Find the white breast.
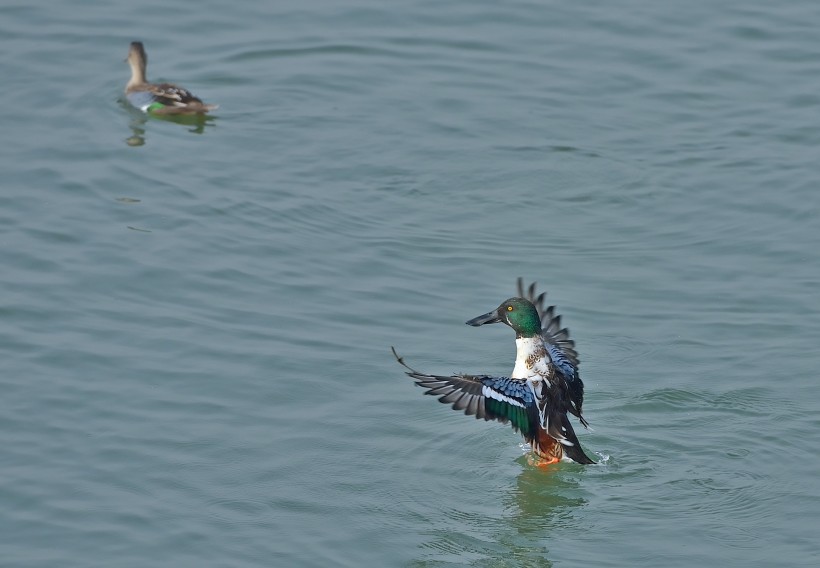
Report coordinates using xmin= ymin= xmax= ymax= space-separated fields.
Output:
xmin=511 ymin=337 xmax=552 ymax=379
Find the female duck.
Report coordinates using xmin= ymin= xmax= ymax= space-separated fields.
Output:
xmin=125 ymin=41 xmax=217 ymax=115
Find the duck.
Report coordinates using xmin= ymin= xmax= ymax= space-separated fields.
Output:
xmin=393 ymin=279 xmax=594 ymax=466
xmin=124 ymin=41 xmax=218 ymax=115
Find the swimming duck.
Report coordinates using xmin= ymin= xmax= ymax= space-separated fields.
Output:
xmin=393 ymin=279 xmax=594 ymax=465
xmin=124 ymin=41 xmax=218 ymax=115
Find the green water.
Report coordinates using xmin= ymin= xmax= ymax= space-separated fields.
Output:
xmin=2 ymin=1 xmax=819 ymax=566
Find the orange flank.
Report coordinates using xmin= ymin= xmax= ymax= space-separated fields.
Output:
xmin=533 ymin=428 xmax=564 ymax=463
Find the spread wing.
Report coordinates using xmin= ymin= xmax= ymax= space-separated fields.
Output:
xmin=391 ymin=348 xmax=537 ymax=437
xmin=393 ymin=347 xmax=595 ymax=464
xmin=517 ymin=278 xmax=587 ymax=427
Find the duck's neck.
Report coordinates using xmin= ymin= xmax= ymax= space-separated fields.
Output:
xmin=127 ymin=59 xmax=147 ymax=89
xmin=511 ymin=336 xmax=550 ymax=379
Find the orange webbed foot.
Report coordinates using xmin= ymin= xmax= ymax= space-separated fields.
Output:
xmin=527 ymin=454 xmax=560 ymax=468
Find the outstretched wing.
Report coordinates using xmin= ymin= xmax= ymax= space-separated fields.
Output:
xmin=393 ymin=348 xmax=595 ymax=464
xmin=392 ymin=348 xmax=537 ymax=437
xmin=517 ymin=278 xmax=587 ymax=427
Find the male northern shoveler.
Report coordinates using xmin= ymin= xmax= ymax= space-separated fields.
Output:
xmin=393 ymin=279 xmax=594 ymax=465
xmin=125 ymin=41 xmax=218 ymax=115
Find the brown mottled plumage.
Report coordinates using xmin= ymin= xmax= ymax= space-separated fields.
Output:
xmin=125 ymin=41 xmax=217 ymax=115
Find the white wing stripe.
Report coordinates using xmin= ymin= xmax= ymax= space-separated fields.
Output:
xmin=482 ymin=385 xmax=525 ymax=408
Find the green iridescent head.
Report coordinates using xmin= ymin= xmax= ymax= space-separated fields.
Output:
xmin=466 ymin=297 xmax=541 ymax=338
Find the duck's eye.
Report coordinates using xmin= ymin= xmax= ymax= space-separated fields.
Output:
xmin=507 ymin=305 xmax=514 ymax=312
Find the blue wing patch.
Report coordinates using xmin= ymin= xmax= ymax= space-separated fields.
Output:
xmin=479 ymin=377 xmax=533 ymax=405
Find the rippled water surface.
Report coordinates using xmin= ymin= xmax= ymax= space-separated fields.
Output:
xmin=2 ymin=0 xmax=819 ymax=566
